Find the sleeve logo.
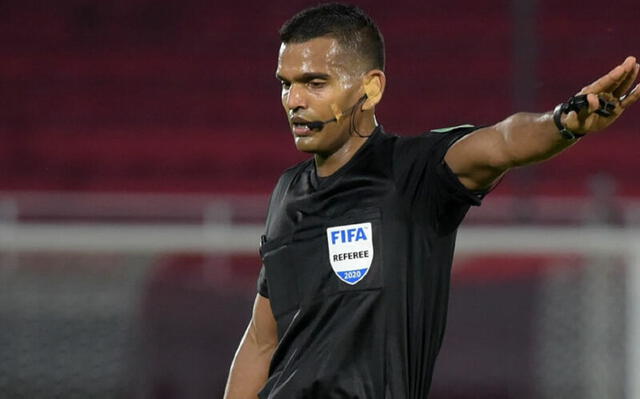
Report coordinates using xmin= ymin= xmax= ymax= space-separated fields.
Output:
xmin=326 ymin=222 xmax=373 ymax=285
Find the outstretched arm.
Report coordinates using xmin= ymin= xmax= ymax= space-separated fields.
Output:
xmin=445 ymin=56 xmax=640 ymax=191
xmin=224 ymin=294 xmax=278 ymax=399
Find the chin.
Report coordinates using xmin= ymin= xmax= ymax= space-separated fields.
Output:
xmin=294 ymin=136 xmax=320 ymax=153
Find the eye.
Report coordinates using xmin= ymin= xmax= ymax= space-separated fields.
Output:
xmin=308 ymin=80 xmax=326 ymax=89
xmin=279 ymin=80 xmax=291 ymax=90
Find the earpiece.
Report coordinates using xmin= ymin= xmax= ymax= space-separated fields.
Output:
xmin=363 ymin=76 xmax=382 ymax=110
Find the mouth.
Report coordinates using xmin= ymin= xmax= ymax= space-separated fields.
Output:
xmin=290 ymin=118 xmax=313 ymax=136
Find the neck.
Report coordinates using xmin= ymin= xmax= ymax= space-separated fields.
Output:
xmin=315 ymin=116 xmax=378 ymax=177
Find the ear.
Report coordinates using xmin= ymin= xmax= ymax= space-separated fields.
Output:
xmin=361 ymin=70 xmax=386 ymax=111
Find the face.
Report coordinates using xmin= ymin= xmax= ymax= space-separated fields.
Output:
xmin=276 ymin=37 xmax=364 ymax=155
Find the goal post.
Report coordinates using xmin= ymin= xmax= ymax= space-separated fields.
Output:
xmin=0 ymin=221 xmax=638 ymax=398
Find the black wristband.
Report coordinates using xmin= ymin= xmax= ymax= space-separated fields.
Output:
xmin=553 ymin=94 xmax=617 ymax=140
xmin=553 ymin=102 xmax=586 ymax=140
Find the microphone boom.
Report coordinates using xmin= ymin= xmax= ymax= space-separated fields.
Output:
xmin=306 ymin=118 xmax=337 ymax=131
xmin=301 ymin=95 xmax=366 ymax=131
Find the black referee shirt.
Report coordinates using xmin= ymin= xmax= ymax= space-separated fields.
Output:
xmin=257 ymin=125 xmax=486 ymax=398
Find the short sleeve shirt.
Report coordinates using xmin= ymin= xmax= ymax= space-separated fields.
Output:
xmin=256 ymin=125 xmax=485 ymax=398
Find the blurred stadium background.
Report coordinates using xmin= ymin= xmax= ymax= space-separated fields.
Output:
xmin=1 ymin=0 xmax=639 ymax=398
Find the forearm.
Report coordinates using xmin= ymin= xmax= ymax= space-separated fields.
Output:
xmin=445 ymin=111 xmax=580 ymax=190
xmin=224 ymin=323 xmax=276 ymax=399
xmin=447 ymin=56 xmax=638 ymax=191
xmin=493 ymin=111 xmax=578 ymax=169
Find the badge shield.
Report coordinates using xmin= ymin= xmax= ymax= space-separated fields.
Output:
xmin=326 ymin=222 xmax=374 ymax=285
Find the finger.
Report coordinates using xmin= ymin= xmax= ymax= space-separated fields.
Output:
xmin=609 ymin=56 xmax=637 ymax=94
xmin=621 ymin=83 xmax=640 ymax=108
xmin=587 ymin=93 xmax=600 ymax=113
xmin=564 ymin=110 xmax=580 ymax=131
xmin=614 ymin=61 xmax=640 ymax=98
xmin=579 ymin=58 xmax=633 ymax=95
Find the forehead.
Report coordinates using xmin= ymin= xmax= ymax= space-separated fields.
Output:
xmin=277 ymin=37 xmax=351 ymax=79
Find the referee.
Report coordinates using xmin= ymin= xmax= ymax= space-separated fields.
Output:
xmin=225 ymin=3 xmax=639 ymax=398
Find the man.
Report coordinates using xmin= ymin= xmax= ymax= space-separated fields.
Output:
xmin=225 ymin=3 xmax=638 ymax=398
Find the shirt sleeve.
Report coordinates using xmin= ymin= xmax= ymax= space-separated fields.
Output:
xmin=393 ymin=125 xmax=489 ymax=234
xmin=257 ymin=264 xmax=269 ymax=298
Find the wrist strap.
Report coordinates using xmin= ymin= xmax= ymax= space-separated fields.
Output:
xmin=553 ymin=94 xmax=616 ymax=140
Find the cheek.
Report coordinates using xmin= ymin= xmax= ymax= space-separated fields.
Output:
xmin=335 ymin=74 xmax=359 ymax=95
xmin=333 ymin=81 xmax=360 ymax=107
xmin=336 ymin=76 xmax=355 ymax=91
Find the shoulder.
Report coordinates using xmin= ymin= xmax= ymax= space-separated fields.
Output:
xmin=390 ymin=124 xmax=479 ymax=182
xmin=274 ymin=158 xmax=312 ymax=190
xmin=264 ymin=159 xmax=312 ymax=231
xmin=268 ymin=158 xmax=313 ymax=207
xmin=402 ymin=124 xmax=477 ymax=143
xmin=393 ymin=124 xmax=478 ymax=156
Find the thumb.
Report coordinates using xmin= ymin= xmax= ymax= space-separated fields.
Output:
xmin=587 ymin=93 xmax=600 ymax=112
xmin=564 ymin=110 xmax=580 ymax=131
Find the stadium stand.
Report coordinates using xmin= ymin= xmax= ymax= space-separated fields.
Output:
xmin=1 ymin=0 xmax=636 ymax=196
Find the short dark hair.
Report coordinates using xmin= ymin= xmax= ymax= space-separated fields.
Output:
xmin=279 ymin=3 xmax=385 ymax=72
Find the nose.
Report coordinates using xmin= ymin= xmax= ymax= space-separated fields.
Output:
xmin=285 ymin=83 xmax=307 ymax=111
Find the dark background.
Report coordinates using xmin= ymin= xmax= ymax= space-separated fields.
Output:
xmin=1 ymin=0 xmax=638 ymax=195
xmin=0 ymin=1 xmax=637 ymax=398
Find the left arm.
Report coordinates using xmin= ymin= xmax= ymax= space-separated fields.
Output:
xmin=445 ymin=56 xmax=640 ymax=191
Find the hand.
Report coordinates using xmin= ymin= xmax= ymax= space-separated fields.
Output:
xmin=564 ymin=56 xmax=639 ymax=134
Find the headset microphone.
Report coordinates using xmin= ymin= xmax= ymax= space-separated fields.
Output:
xmin=306 ymin=118 xmax=337 ymax=131
xmin=302 ymin=95 xmax=367 ymax=131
